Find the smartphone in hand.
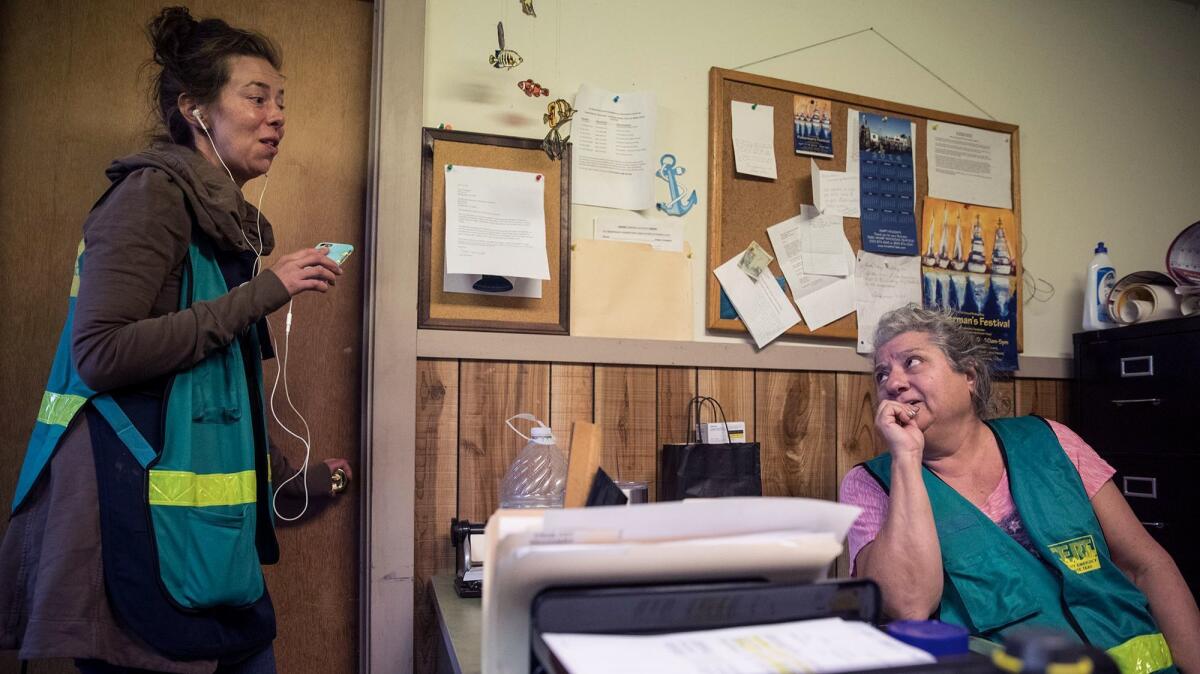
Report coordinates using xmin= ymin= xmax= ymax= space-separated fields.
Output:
xmin=317 ymin=242 xmax=354 ymax=266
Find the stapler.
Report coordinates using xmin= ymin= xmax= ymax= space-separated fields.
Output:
xmin=450 ymin=518 xmax=486 ymax=598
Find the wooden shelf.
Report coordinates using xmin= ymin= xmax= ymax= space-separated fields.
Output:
xmin=415 ymin=329 xmax=1071 ymax=378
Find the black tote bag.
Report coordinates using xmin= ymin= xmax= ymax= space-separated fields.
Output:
xmin=658 ymin=396 xmax=762 ymax=501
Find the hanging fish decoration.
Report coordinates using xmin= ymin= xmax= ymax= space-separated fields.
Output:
xmin=489 ymin=21 xmax=523 ymax=70
xmin=541 ymin=98 xmax=575 ymax=160
xmin=517 ymin=78 xmax=549 ymax=97
xmin=520 ymin=0 xmax=536 ymax=17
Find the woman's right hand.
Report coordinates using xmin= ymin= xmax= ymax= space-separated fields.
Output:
xmin=875 ymin=399 xmax=925 ymax=461
xmin=268 ymin=247 xmax=343 ymax=297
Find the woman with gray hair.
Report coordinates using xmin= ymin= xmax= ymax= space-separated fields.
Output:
xmin=839 ymin=304 xmax=1198 ymax=672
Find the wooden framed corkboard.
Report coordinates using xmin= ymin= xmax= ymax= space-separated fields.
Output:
xmin=419 ymin=128 xmax=570 ymax=334
xmin=707 ymin=67 xmax=1023 ymax=349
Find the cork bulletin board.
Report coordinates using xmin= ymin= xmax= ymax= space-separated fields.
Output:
xmin=419 ymin=128 xmax=571 ymax=334
xmin=707 ymin=67 xmax=1023 ymax=348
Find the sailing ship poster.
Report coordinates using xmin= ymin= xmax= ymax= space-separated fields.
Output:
xmin=859 ymin=112 xmax=918 ymax=255
xmin=920 ymin=197 xmax=1019 ymax=371
xmin=793 ymin=95 xmax=833 ymax=158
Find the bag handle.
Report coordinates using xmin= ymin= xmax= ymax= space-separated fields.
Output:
xmin=684 ymin=396 xmax=730 ymax=443
xmin=505 ymin=413 xmax=549 ymax=442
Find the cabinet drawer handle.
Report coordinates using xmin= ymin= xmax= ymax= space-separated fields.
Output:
xmin=1141 ymin=521 xmax=1167 ymax=530
xmin=1120 ymin=355 xmax=1154 ymax=377
xmin=1110 ymin=398 xmax=1162 ymax=406
xmin=1123 ymin=476 xmax=1157 ymax=498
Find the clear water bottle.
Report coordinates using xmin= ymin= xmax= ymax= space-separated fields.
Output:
xmin=499 ymin=414 xmax=566 ymax=509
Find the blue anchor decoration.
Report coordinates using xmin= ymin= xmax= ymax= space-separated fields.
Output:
xmin=656 ymin=153 xmax=697 ymax=217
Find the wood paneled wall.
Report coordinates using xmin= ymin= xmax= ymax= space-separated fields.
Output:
xmin=412 ymin=359 xmax=1069 ymax=672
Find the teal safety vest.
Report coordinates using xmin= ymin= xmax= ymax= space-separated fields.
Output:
xmin=863 ymin=416 xmax=1174 ymax=674
xmin=12 ymin=233 xmax=274 ymax=610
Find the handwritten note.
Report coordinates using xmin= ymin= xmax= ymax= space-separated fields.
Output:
xmin=855 ymin=251 xmax=921 ymax=353
xmin=767 ymin=207 xmax=849 ymax=278
xmin=812 ymin=158 xmax=861 ymax=218
xmin=768 ymin=206 xmax=856 ymax=330
xmin=731 ymin=101 xmax=777 ymax=179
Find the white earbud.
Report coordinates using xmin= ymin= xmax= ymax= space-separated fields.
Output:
xmin=191 ymin=108 xmax=208 ymax=131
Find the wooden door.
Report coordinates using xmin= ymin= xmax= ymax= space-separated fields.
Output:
xmin=0 ymin=1 xmax=372 ymax=672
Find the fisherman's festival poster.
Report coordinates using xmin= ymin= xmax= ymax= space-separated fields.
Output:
xmin=793 ymin=95 xmax=833 ymax=158
xmin=859 ymin=112 xmax=918 ymax=255
xmin=920 ymin=197 xmax=1019 ymax=371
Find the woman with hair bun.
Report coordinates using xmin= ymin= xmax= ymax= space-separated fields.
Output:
xmin=1 ymin=7 xmax=350 ymax=672
xmin=841 ymin=304 xmax=1198 ymax=672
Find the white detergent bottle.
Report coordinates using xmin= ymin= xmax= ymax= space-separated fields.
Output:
xmin=1082 ymin=242 xmax=1116 ymax=331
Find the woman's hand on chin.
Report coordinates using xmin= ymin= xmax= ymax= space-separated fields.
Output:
xmin=876 ymin=399 xmax=925 ymax=461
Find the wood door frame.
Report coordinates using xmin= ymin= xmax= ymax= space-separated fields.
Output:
xmin=361 ymin=0 xmax=425 ymax=672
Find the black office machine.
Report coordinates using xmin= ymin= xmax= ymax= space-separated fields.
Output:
xmin=527 ymin=579 xmax=1120 ymax=674
xmin=450 ymin=518 xmax=485 ymax=598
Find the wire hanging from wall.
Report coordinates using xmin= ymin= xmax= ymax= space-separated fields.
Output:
xmin=1021 ymin=232 xmax=1055 ymax=305
xmin=734 ymin=26 xmax=996 ymax=122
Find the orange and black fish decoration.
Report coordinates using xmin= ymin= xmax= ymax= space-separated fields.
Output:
xmin=517 ymin=78 xmax=549 ymax=97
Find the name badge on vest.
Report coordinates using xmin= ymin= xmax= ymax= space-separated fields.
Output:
xmin=1048 ymin=534 xmax=1101 ymax=574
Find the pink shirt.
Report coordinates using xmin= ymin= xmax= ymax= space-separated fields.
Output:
xmin=839 ymin=420 xmax=1115 ymax=575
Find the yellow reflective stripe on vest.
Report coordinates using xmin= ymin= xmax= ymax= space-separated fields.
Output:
xmin=37 ymin=391 xmax=88 ymax=427
xmin=1107 ymin=632 xmax=1173 ymax=674
xmin=148 ymin=469 xmax=257 ymax=507
xmin=70 ymin=239 xmax=85 ymax=298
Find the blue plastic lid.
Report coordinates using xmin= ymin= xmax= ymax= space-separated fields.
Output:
xmin=1095 ymin=241 xmax=1107 ymax=253
xmin=885 ymin=620 xmax=969 ymax=656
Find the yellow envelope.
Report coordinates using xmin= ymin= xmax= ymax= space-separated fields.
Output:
xmin=570 ymin=239 xmax=693 ymax=341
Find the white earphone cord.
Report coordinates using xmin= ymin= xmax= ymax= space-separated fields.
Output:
xmin=198 ymin=111 xmax=313 ymax=521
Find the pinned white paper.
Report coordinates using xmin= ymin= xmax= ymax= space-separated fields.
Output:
xmin=812 ymin=158 xmax=860 ymax=218
xmin=444 ymin=272 xmax=542 ymax=298
xmin=572 ymin=85 xmax=657 ymax=210
xmin=714 ymin=252 xmax=799 ymax=348
xmin=731 ymin=101 xmax=777 ymax=179
xmin=444 ymin=165 xmax=549 ymax=279
xmin=768 ymin=206 xmax=856 ymax=330
xmin=767 ymin=207 xmax=850 ymax=279
xmin=927 ymin=121 xmax=1012 ymax=209
xmin=854 ymin=251 xmax=921 ymax=353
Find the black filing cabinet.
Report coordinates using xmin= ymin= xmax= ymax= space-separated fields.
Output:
xmin=1073 ymin=315 xmax=1200 ymax=602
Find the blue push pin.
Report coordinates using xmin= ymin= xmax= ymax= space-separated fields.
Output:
xmin=613 ymin=95 xmax=620 ymax=103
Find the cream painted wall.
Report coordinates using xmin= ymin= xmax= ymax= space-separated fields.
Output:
xmin=423 ymin=0 xmax=1200 ymax=360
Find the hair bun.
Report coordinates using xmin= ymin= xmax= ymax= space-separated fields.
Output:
xmin=148 ymin=6 xmax=197 ymax=67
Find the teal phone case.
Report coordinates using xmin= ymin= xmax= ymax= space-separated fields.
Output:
xmin=317 ymin=242 xmax=354 ymax=266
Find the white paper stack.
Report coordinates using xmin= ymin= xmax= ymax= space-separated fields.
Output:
xmin=543 ymin=617 xmax=936 ymax=674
